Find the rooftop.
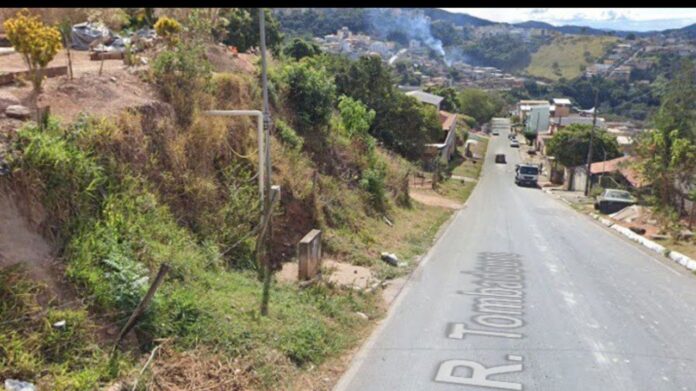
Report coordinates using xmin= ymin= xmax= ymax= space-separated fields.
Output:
xmin=590 ymin=156 xmax=645 ymax=188
xmin=406 ymin=90 xmax=444 ymax=106
xmin=553 ymin=98 xmax=571 ymax=105
xmin=439 ymin=111 xmax=457 ymax=131
xmin=553 ymin=115 xmax=606 ymax=129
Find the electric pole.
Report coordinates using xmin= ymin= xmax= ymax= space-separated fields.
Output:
xmin=584 ymin=88 xmax=599 ymax=197
xmin=259 ymin=8 xmax=273 ymax=316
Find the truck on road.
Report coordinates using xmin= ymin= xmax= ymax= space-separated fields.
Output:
xmin=515 ymin=163 xmax=540 ymax=187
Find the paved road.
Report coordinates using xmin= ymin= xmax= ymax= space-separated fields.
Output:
xmin=335 ymin=121 xmax=696 ymax=391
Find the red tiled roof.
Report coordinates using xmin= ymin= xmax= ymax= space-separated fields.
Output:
xmin=590 ymin=156 xmax=630 ymax=174
xmin=439 ymin=110 xmax=457 ymax=131
xmin=590 ymin=156 xmax=647 ymax=188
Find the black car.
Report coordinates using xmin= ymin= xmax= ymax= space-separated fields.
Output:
xmin=495 ymin=154 xmax=506 ymax=164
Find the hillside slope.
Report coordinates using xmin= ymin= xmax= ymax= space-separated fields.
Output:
xmin=525 ymin=35 xmax=619 ymax=81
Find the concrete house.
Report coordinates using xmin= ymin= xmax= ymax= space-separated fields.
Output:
xmin=424 ymin=111 xmax=458 ymax=166
xmin=516 ymin=100 xmax=549 ymax=122
xmin=552 ymin=98 xmax=571 ymax=118
xmin=406 ymin=90 xmax=444 ymax=111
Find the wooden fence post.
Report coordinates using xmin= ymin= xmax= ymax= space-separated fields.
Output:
xmin=115 ymin=263 xmax=170 ymax=347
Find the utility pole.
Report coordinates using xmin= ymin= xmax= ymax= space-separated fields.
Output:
xmin=259 ymin=8 xmax=274 ymax=316
xmin=202 ymin=10 xmax=277 ymax=317
xmin=584 ymin=88 xmax=599 ymax=197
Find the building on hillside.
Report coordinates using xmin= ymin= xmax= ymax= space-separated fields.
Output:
xmin=423 ymin=110 xmax=458 ymax=166
xmin=552 ymin=98 xmax=572 ymax=117
xmin=609 ymin=65 xmax=632 ymax=82
xmin=406 ymin=90 xmax=444 ymax=110
xmin=585 ymin=63 xmax=612 ymax=78
xmin=526 ymin=105 xmax=551 ymax=134
xmin=516 ymin=100 xmax=549 ymax=122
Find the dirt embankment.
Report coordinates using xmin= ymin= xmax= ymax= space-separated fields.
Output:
xmin=0 ymin=191 xmax=64 ymax=300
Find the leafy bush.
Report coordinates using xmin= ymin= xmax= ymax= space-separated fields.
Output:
xmin=152 ymin=42 xmax=213 ymax=128
xmin=66 ymin=186 xmax=219 ymax=311
xmin=220 ymin=8 xmax=283 ymax=55
xmin=283 ymin=37 xmax=321 ymax=61
xmin=360 ymin=165 xmax=387 ymax=212
xmin=11 ymin=121 xmax=108 ymax=242
xmin=275 ymin=119 xmax=304 ymax=151
xmin=279 ymin=61 xmax=336 ymax=132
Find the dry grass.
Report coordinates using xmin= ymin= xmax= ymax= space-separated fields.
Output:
xmin=145 ymin=344 xmax=255 ymax=391
xmin=526 ymin=35 xmax=619 ymax=81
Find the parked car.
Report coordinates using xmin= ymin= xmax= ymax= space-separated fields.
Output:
xmin=510 ymin=139 xmax=520 ymax=148
xmin=495 ymin=153 xmax=506 ymax=164
xmin=492 ymin=130 xmax=499 ymax=136
xmin=594 ymin=189 xmax=637 ymax=214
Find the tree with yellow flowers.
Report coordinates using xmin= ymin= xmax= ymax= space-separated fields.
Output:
xmin=154 ymin=16 xmax=182 ymax=48
xmin=3 ymin=9 xmax=62 ymax=96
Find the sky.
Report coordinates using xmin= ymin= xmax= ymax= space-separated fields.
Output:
xmin=441 ymin=8 xmax=696 ymax=32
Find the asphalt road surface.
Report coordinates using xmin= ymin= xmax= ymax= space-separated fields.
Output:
xmin=335 ymin=121 xmax=696 ymax=391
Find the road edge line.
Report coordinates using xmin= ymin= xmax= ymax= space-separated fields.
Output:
xmin=545 ymin=190 xmax=696 ymax=275
xmin=333 ymin=137 xmax=490 ymax=391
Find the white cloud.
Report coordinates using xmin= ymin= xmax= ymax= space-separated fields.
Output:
xmin=441 ymin=8 xmax=696 ymax=31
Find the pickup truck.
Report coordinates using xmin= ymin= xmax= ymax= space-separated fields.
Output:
xmin=515 ymin=164 xmax=540 ymax=187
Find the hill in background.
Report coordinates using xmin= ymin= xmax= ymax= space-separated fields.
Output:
xmin=525 ymin=35 xmax=619 ymax=81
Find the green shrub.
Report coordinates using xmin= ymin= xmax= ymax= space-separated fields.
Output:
xmin=152 ymin=42 xmax=212 ymax=128
xmin=0 ymin=266 xmax=122 ymax=389
xmin=360 ymin=164 xmax=387 ymax=213
xmin=11 ymin=122 xmax=108 ymax=242
xmin=66 ymin=186 xmax=218 ymax=312
xmin=279 ymin=317 xmax=333 ymax=366
xmin=275 ymin=119 xmax=304 ymax=152
xmin=279 ymin=61 xmax=336 ymax=132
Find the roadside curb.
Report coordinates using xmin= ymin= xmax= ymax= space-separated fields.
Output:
xmin=589 ymin=212 xmax=696 ymax=272
xmin=333 ymin=137 xmax=490 ymax=391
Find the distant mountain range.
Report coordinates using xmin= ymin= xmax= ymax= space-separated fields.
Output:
xmin=418 ymin=8 xmax=696 ymax=38
xmin=274 ymin=8 xmax=696 ymax=40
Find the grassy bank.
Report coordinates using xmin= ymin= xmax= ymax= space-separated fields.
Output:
xmin=526 ymin=35 xmax=619 ymax=81
xmin=1 ymin=116 xmax=486 ymax=389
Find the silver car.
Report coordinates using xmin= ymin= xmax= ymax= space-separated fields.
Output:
xmin=594 ymin=189 xmax=637 ymax=214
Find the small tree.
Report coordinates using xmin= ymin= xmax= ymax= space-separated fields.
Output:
xmin=546 ymin=124 xmax=621 ymax=168
xmin=637 ymin=129 xmax=696 ymax=208
xmin=282 ymin=37 xmax=321 ymax=61
xmin=154 ymin=16 xmax=182 ymax=48
xmin=4 ymin=9 xmax=62 ymax=98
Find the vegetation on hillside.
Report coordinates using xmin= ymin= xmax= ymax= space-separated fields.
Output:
xmin=426 ymin=86 xmax=504 ymax=126
xmin=0 ymin=9 xmax=500 ymax=389
xmin=505 ymin=75 xmax=660 ymax=121
xmin=636 ymin=59 xmax=696 ymax=213
xmin=525 ymin=35 xmax=618 ymax=81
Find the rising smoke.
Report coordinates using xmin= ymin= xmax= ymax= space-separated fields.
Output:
xmin=365 ymin=9 xmax=449 ymax=63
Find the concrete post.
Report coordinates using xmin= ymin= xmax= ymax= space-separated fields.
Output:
xmin=298 ymin=229 xmax=322 ymax=281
